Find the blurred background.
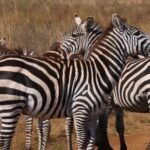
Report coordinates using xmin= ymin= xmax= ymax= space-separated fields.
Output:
xmin=1 ymin=0 xmax=150 ymax=149
xmin=0 ymin=0 xmax=150 ymax=54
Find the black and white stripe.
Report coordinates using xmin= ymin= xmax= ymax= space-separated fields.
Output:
xmin=0 ymin=44 xmax=39 ymax=150
xmin=112 ymin=56 xmax=150 ymax=149
xmin=43 ymin=15 xmax=103 ymax=150
xmin=96 ymin=55 xmax=150 ymax=150
xmin=0 ymin=14 xmax=149 ymax=150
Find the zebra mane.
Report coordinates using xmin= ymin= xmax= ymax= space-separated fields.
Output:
xmin=86 ymin=19 xmax=103 ymax=35
xmin=87 ymin=16 xmax=126 ymax=57
xmin=0 ymin=45 xmax=19 ymax=55
xmin=49 ymin=42 xmax=61 ymax=51
xmin=0 ymin=45 xmax=36 ymax=56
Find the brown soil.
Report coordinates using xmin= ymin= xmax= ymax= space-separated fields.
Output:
xmin=109 ymin=133 xmax=149 ymax=150
xmin=105 ymin=125 xmax=150 ymax=150
xmin=12 ymin=113 xmax=150 ymax=150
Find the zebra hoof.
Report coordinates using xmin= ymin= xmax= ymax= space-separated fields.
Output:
xmin=146 ymin=143 xmax=150 ymax=150
xmin=97 ymin=146 xmax=113 ymax=150
xmin=121 ymin=146 xmax=127 ymax=150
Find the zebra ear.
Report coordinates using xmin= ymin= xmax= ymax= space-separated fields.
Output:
xmin=86 ymin=17 xmax=94 ymax=28
xmin=75 ymin=14 xmax=82 ymax=25
xmin=80 ymin=16 xmax=94 ymax=33
xmin=112 ymin=14 xmax=125 ymax=32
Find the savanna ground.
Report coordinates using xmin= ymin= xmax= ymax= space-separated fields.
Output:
xmin=0 ymin=0 xmax=150 ymax=149
xmin=12 ymin=112 xmax=150 ymax=150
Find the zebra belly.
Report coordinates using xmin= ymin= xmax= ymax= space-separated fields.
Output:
xmin=24 ymin=94 xmax=72 ymax=119
xmin=116 ymin=96 xmax=149 ymax=113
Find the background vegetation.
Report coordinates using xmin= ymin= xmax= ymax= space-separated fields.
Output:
xmin=0 ymin=0 xmax=150 ymax=149
xmin=0 ymin=0 xmax=150 ymax=54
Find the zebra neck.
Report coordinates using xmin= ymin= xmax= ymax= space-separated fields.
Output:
xmin=80 ymin=32 xmax=102 ymax=56
xmin=88 ymin=33 xmax=128 ymax=95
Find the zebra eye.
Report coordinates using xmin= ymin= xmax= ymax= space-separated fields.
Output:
xmin=72 ymin=33 xmax=78 ymax=37
xmin=79 ymin=33 xmax=84 ymax=36
xmin=133 ymin=31 xmax=141 ymax=36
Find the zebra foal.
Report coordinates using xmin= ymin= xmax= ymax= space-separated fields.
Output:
xmin=0 ymin=14 xmax=149 ymax=150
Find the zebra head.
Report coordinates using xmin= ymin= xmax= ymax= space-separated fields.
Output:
xmin=112 ymin=14 xmax=150 ymax=56
xmin=59 ymin=15 xmax=103 ymax=56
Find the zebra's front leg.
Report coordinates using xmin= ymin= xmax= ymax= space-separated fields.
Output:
xmin=86 ymin=118 xmax=97 ymax=150
xmin=114 ymin=106 xmax=127 ymax=150
xmin=37 ymin=119 xmax=50 ymax=150
xmin=24 ymin=115 xmax=33 ymax=150
xmin=96 ymin=110 xmax=113 ymax=150
xmin=0 ymin=112 xmax=20 ymax=150
xmin=65 ymin=117 xmax=74 ymax=150
xmin=73 ymin=109 xmax=90 ymax=150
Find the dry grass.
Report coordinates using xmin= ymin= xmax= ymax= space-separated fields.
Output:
xmin=0 ymin=0 xmax=150 ymax=149
xmin=0 ymin=0 xmax=149 ymax=54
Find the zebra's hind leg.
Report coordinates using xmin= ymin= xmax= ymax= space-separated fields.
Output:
xmin=37 ymin=119 xmax=50 ymax=150
xmin=0 ymin=112 xmax=21 ymax=150
xmin=114 ymin=106 xmax=127 ymax=150
xmin=65 ymin=117 xmax=74 ymax=150
xmin=24 ymin=115 xmax=33 ymax=150
xmin=96 ymin=108 xmax=113 ymax=150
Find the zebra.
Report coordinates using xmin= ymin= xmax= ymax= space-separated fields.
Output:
xmin=61 ymin=15 xmax=103 ymax=59
xmin=43 ymin=15 xmax=150 ymax=150
xmin=45 ymin=14 xmax=103 ymax=59
xmin=96 ymin=55 xmax=150 ymax=150
xmin=25 ymin=115 xmax=51 ymax=150
xmin=6 ymin=15 xmax=103 ymax=150
xmin=109 ymin=56 xmax=150 ymax=150
xmin=42 ymin=14 xmax=150 ymax=150
xmin=0 ymin=45 xmax=50 ymax=150
xmin=0 ymin=14 xmax=149 ymax=150
xmin=0 ymin=42 xmax=40 ymax=150
xmin=43 ymin=15 xmax=103 ymax=150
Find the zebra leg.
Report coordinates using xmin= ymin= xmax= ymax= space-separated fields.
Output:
xmin=114 ymin=106 xmax=127 ymax=150
xmin=73 ymin=111 xmax=89 ymax=150
xmin=0 ymin=112 xmax=20 ymax=150
xmin=24 ymin=115 xmax=33 ymax=150
xmin=146 ymin=143 xmax=150 ymax=150
xmin=41 ymin=120 xmax=51 ymax=150
xmin=65 ymin=117 xmax=74 ymax=150
xmin=96 ymin=110 xmax=113 ymax=150
xmin=86 ymin=118 xmax=97 ymax=150
xmin=37 ymin=119 xmax=50 ymax=150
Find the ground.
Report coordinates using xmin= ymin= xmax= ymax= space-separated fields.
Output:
xmin=11 ymin=111 xmax=150 ymax=150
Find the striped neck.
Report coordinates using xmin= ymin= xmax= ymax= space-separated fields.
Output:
xmin=88 ymin=27 xmax=129 ymax=94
